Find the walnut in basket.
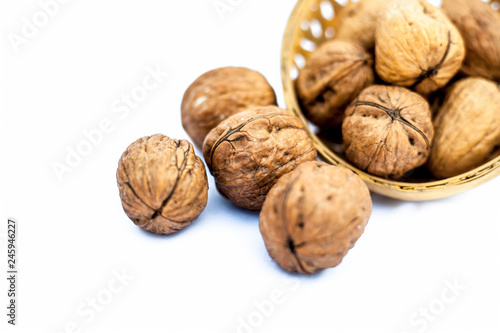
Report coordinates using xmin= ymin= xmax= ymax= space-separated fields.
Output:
xmin=203 ymin=106 xmax=317 ymax=210
xmin=182 ymin=67 xmax=277 ymax=147
xmin=259 ymin=161 xmax=372 ymax=275
xmin=441 ymin=0 xmax=500 ymax=81
xmin=296 ymin=40 xmax=374 ymax=128
xmin=117 ymin=134 xmax=208 ymax=235
xmin=333 ymin=0 xmax=394 ymax=51
xmin=428 ymin=77 xmax=500 ymax=179
xmin=375 ymin=0 xmax=465 ymax=96
xmin=343 ymin=85 xmax=434 ymax=179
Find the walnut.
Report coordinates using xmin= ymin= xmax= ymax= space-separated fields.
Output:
xmin=442 ymin=0 xmax=500 ymax=81
xmin=259 ymin=161 xmax=372 ymax=275
xmin=203 ymin=106 xmax=317 ymax=210
xmin=375 ymin=0 xmax=465 ymax=96
xmin=181 ymin=67 xmax=277 ymax=147
xmin=296 ymin=40 xmax=374 ymax=128
xmin=333 ymin=0 xmax=394 ymax=51
xmin=428 ymin=77 xmax=500 ymax=179
xmin=343 ymin=85 xmax=434 ymax=179
xmin=117 ymin=134 xmax=208 ymax=234
xmin=427 ymin=76 xmax=461 ymax=117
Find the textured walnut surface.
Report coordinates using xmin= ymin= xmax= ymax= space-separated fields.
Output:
xmin=428 ymin=77 xmax=500 ymax=179
xmin=117 ymin=134 xmax=208 ymax=234
xmin=203 ymin=106 xmax=317 ymax=210
xmin=333 ymin=0 xmax=394 ymax=51
xmin=442 ymin=0 xmax=500 ymax=80
xmin=181 ymin=67 xmax=277 ymax=147
xmin=375 ymin=0 xmax=465 ymax=95
xmin=296 ymin=40 xmax=374 ymax=128
xmin=343 ymin=85 xmax=434 ymax=179
xmin=259 ymin=161 xmax=372 ymax=275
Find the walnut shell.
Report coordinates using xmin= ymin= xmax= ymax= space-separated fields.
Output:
xmin=117 ymin=134 xmax=208 ymax=234
xmin=375 ymin=0 xmax=465 ymax=95
xmin=203 ymin=106 xmax=317 ymax=210
xmin=442 ymin=0 xmax=500 ymax=81
xmin=333 ymin=0 xmax=394 ymax=51
xmin=259 ymin=161 xmax=372 ymax=275
xmin=428 ymin=77 xmax=500 ymax=179
xmin=296 ymin=40 xmax=374 ymax=128
xmin=181 ymin=67 xmax=277 ymax=147
xmin=343 ymin=85 xmax=434 ymax=179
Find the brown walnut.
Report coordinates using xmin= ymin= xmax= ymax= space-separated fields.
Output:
xmin=203 ymin=106 xmax=317 ymax=211
xmin=375 ymin=0 xmax=465 ymax=95
xmin=296 ymin=40 xmax=374 ymax=128
xmin=343 ymin=85 xmax=434 ymax=179
xmin=259 ymin=161 xmax=372 ymax=275
xmin=442 ymin=0 xmax=500 ymax=81
xmin=181 ymin=67 xmax=277 ymax=147
xmin=428 ymin=77 xmax=500 ymax=179
xmin=117 ymin=134 xmax=208 ymax=234
xmin=333 ymin=0 xmax=394 ymax=51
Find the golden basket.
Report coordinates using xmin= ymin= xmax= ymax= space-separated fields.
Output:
xmin=281 ymin=0 xmax=500 ymax=201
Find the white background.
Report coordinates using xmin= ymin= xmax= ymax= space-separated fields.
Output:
xmin=1 ymin=0 xmax=499 ymax=332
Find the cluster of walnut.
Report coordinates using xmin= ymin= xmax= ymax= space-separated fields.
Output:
xmin=117 ymin=66 xmax=373 ymax=275
xmin=297 ymin=0 xmax=500 ymax=180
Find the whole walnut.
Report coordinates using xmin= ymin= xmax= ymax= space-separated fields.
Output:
xmin=203 ymin=106 xmax=317 ymax=210
xmin=117 ymin=134 xmax=208 ymax=234
xmin=296 ymin=40 xmax=374 ymax=128
xmin=181 ymin=67 xmax=277 ymax=147
xmin=375 ymin=0 xmax=465 ymax=96
xmin=428 ymin=77 xmax=500 ymax=179
xmin=442 ymin=0 xmax=500 ymax=81
xmin=259 ymin=161 xmax=372 ymax=275
xmin=333 ymin=0 xmax=394 ymax=51
xmin=343 ymin=85 xmax=434 ymax=179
